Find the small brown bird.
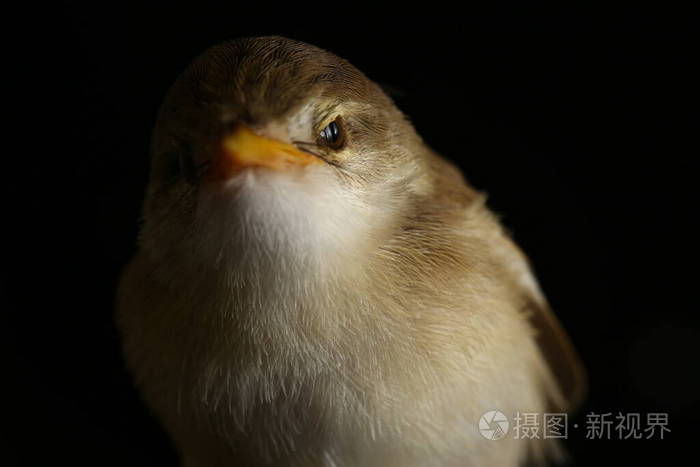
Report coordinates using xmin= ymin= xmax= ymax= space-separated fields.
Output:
xmin=118 ymin=36 xmax=585 ymax=466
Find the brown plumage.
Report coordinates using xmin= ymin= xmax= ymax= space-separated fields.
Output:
xmin=118 ymin=36 xmax=585 ymax=466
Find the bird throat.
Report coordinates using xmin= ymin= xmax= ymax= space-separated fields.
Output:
xmin=194 ymin=168 xmax=375 ymax=279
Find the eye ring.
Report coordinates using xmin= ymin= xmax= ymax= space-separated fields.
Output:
xmin=319 ymin=116 xmax=346 ymax=150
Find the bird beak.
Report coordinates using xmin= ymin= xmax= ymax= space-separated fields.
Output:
xmin=208 ymin=124 xmax=322 ymax=180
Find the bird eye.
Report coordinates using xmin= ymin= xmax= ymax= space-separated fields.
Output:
xmin=165 ymin=141 xmax=201 ymax=184
xmin=177 ymin=151 xmax=195 ymax=182
xmin=319 ymin=117 xmax=346 ymax=150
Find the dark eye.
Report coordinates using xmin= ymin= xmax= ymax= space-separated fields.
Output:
xmin=165 ymin=141 xmax=205 ymax=184
xmin=319 ymin=116 xmax=346 ymax=150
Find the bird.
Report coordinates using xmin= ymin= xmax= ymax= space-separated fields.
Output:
xmin=117 ymin=36 xmax=585 ymax=467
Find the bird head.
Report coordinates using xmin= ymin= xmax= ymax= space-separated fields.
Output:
xmin=141 ymin=36 xmax=434 ymax=272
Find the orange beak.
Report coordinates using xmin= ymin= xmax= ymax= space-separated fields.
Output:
xmin=208 ymin=124 xmax=322 ymax=181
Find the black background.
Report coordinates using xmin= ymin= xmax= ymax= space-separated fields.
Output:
xmin=4 ymin=5 xmax=698 ymax=466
